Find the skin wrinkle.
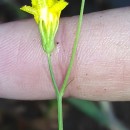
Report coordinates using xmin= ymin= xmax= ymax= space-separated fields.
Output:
xmin=53 ymin=16 xmax=77 ymax=93
xmin=0 ymin=7 xmax=130 ymax=100
xmin=51 ymin=19 xmax=68 ymax=89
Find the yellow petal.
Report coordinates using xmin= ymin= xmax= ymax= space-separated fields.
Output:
xmin=50 ymin=1 xmax=68 ymax=14
xmin=37 ymin=0 xmax=45 ymax=8
xmin=34 ymin=14 xmax=39 ymax=23
xmin=20 ymin=5 xmax=36 ymax=15
xmin=32 ymin=0 xmax=37 ymax=6
xmin=47 ymin=0 xmax=57 ymax=7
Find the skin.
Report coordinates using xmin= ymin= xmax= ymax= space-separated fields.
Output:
xmin=0 ymin=7 xmax=130 ymax=101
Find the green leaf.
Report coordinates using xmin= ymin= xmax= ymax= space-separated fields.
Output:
xmin=67 ymin=98 xmax=109 ymax=126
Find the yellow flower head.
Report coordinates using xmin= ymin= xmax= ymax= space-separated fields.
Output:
xmin=20 ymin=0 xmax=68 ymax=53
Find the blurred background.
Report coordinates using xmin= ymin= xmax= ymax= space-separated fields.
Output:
xmin=0 ymin=0 xmax=130 ymax=130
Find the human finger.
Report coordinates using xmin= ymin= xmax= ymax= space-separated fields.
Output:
xmin=0 ymin=7 xmax=130 ymax=100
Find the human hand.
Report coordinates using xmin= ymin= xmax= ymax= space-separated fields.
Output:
xmin=0 ymin=7 xmax=130 ymax=101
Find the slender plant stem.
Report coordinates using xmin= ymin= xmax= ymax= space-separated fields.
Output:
xmin=47 ymin=54 xmax=59 ymax=97
xmin=47 ymin=54 xmax=63 ymax=130
xmin=58 ymin=95 xmax=63 ymax=130
xmin=46 ymin=1 xmax=85 ymax=130
xmin=60 ymin=0 xmax=85 ymax=96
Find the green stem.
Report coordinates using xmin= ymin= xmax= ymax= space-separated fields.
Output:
xmin=60 ymin=0 xmax=85 ymax=96
xmin=47 ymin=54 xmax=63 ymax=130
xmin=46 ymin=1 xmax=85 ymax=130
xmin=58 ymin=95 xmax=63 ymax=130
xmin=47 ymin=54 xmax=59 ymax=97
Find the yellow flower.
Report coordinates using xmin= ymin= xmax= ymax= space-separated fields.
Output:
xmin=20 ymin=0 xmax=68 ymax=53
